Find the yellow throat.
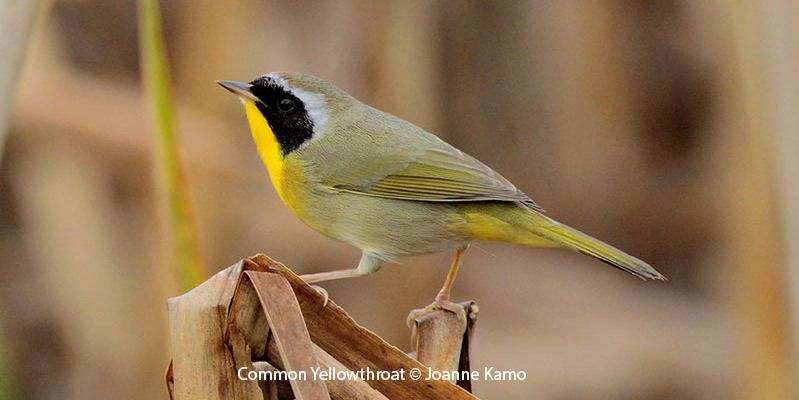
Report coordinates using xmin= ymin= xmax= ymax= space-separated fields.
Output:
xmin=244 ymin=101 xmax=285 ymax=200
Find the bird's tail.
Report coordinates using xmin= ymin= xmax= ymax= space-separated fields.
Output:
xmin=464 ymin=204 xmax=666 ymax=281
xmin=534 ymin=220 xmax=665 ymax=280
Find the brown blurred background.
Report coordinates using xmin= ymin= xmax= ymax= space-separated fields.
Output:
xmin=2 ymin=0 xmax=799 ymax=399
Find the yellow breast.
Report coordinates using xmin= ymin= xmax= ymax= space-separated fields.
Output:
xmin=244 ymin=101 xmax=286 ymax=200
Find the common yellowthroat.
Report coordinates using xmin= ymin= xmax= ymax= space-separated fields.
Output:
xmin=218 ymin=73 xmax=664 ymax=301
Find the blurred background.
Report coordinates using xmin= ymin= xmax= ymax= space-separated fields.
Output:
xmin=2 ymin=0 xmax=799 ymax=399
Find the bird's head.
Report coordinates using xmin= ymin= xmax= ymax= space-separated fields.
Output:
xmin=218 ymin=72 xmax=350 ymax=156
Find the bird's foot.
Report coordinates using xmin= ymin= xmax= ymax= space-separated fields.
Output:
xmin=406 ymin=298 xmax=463 ymax=328
xmin=309 ymin=284 xmax=330 ymax=307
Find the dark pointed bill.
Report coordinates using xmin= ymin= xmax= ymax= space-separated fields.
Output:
xmin=216 ymin=80 xmax=258 ymax=101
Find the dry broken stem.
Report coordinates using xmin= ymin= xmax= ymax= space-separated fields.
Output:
xmin=409 ymin=300 xmax=479 ymax=390
xmin=167 ymin=254 xmax=479 ymax=399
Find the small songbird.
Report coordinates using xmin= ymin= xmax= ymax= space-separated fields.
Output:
xmin=218 ymin=73 xmax=664 ymax=302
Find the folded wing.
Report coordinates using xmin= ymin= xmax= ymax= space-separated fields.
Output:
xmin=322 ymin=139 xmax=543 ymax=211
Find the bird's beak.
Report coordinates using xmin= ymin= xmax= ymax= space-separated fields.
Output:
xmin=216 ymin=80 xmax=258 ymax=102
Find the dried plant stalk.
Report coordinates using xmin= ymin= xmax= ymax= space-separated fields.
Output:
xmin=229 ymin=271 xmax=330 ymax=400
xmin=168 ymin=254 xmax=479 ymax=399
xmin=228 ymin=268 xmax=384 ymax=399
xmin=410 ymin=302 xmax=467 ymax=376
xmin=250 ymin=255 xmax=478 ymax=400
xmin=408 ymin=301 xmax=479 ymax=390
xmin=455 ymin=302 xmax=479 ymax=392
xmin=264 ymin=340 xmax=389 ymax=400
xmin=167 ymin=261 xmax=263 ymax=399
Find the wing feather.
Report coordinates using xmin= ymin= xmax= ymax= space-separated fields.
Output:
xmin=322 ymin=135 xmax=543 ymax=211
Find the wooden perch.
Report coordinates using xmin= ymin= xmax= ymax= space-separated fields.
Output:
xmin=167 ymin=254 xmax=480 ymax=399
xmin=409 ymin=301 xmax=479 ymax=391
xmin=229 ymin=271 xmax=330 ymax=400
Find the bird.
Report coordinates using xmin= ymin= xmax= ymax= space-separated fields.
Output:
xmin=217 ymin=72 xmax=665 ymax=303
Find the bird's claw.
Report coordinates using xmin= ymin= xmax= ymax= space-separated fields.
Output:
xmin=310 ymin=285 xmax=329 ymax=307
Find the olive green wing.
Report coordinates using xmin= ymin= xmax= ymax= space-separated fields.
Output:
xmin=321 ymin=138 xmax=543 ymax=211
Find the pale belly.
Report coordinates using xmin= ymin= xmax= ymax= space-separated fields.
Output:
xmin=286 ymin=186 xmax=472 ymax=260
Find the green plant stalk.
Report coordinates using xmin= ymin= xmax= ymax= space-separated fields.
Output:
xmin=138 ymin=0 xmax=207 ymax=290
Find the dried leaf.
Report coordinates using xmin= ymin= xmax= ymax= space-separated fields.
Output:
xmin=248 ymin=255 xmax=478 ymax=400
xmin=168 ymin=255 xmax=479 ymax=399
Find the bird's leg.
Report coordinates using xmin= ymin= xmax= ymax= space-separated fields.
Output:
xmin=300 ymin=253 xmax=382 ymax=306
xmin=301 ymin=268 xmax=369 ymax=284
xmin=435 ymin=247 xmax=467 ymax=303
xmin=300 ymin=252 xmax=382 ymax=284
xmin=300 ymin=268 xmax=364 ymax=306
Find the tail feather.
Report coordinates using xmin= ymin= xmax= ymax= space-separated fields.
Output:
xmin=462 ymin=203 xmax=666 ymax=280
xmin=538 ymin=222 xmax=666 ymax=281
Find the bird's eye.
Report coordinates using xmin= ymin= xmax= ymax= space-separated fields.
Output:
xmin=278 ymin=98 xmax=295 ymax=113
